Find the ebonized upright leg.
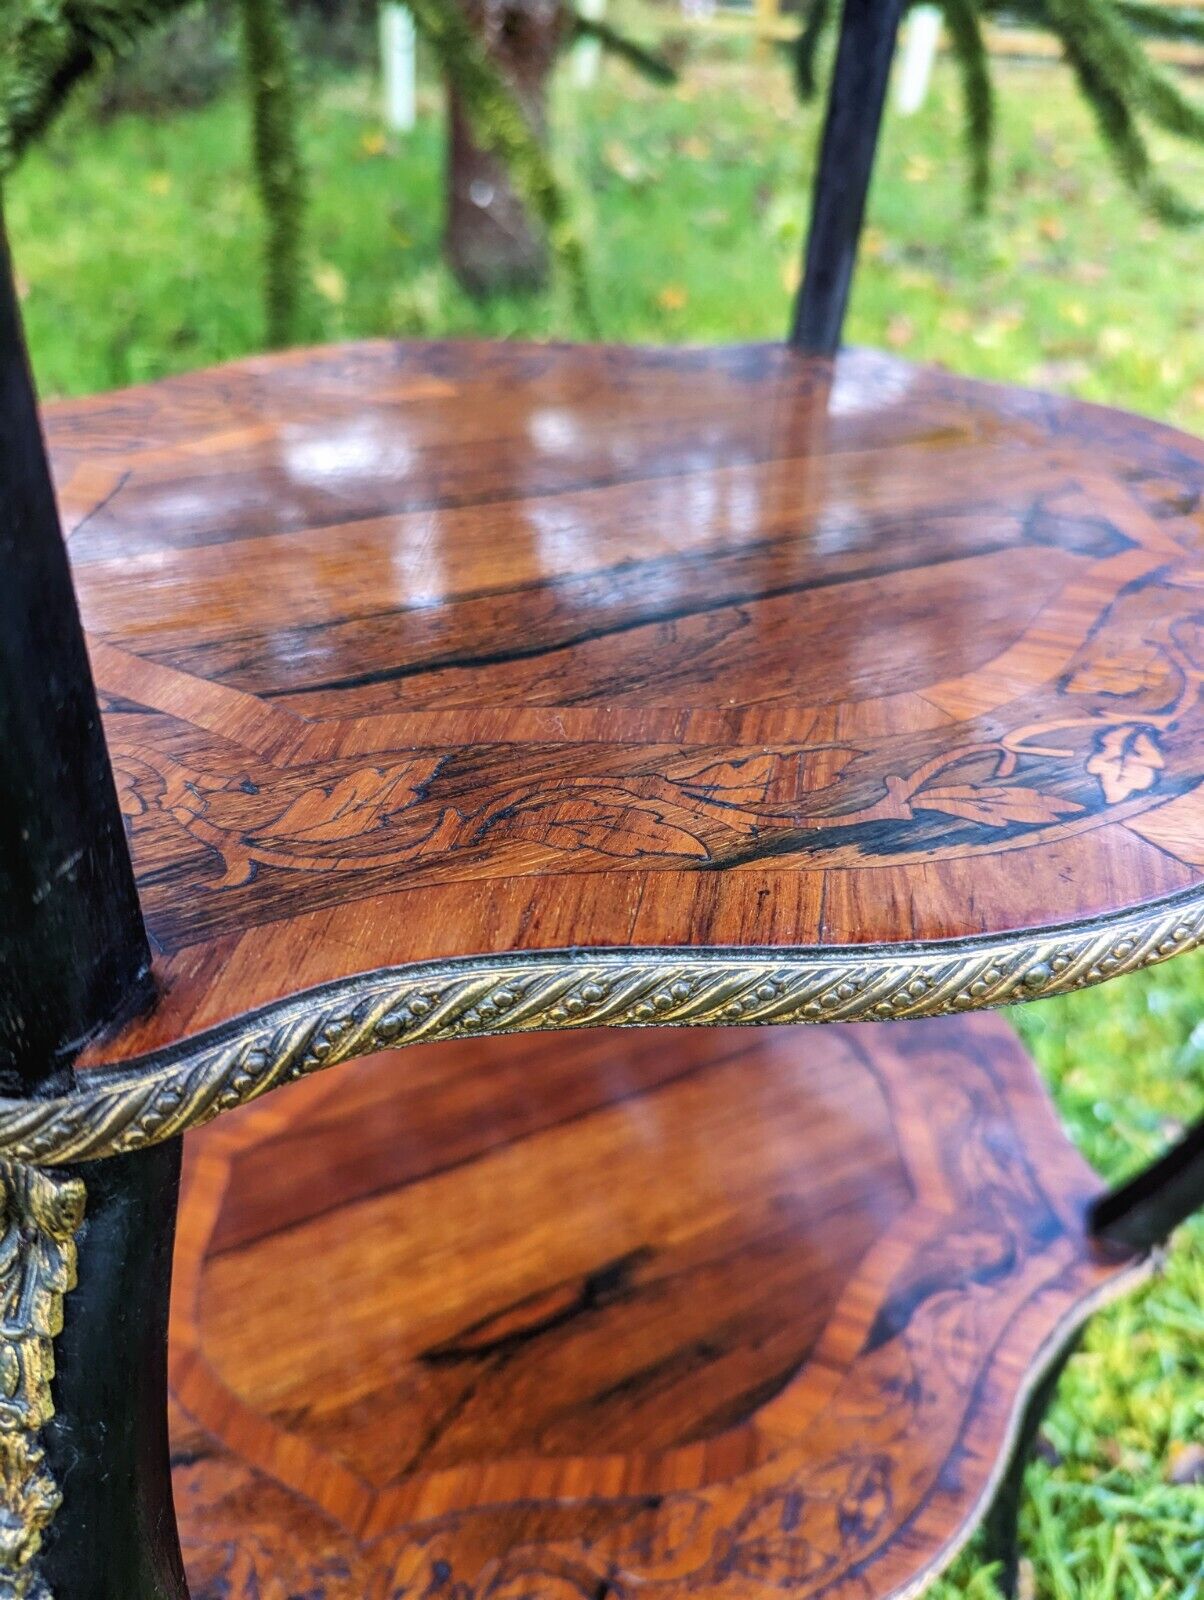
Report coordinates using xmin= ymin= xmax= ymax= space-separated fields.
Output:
xmin=981 ymin=1346 xmax=1077 ymax=1600
xmin=792 ymin=0 xmax=905 ymax=355
xmin=1090 ymin=1116 xmax=1204 ymax=1253
xmin=38 ymin=1144 xmax=189 ymax=1600
xmin=1 ymin=210 xmax=176 ymax=1599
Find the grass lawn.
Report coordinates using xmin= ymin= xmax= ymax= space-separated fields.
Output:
xmin=5 ymin=34 xmax=1203 ymax=1598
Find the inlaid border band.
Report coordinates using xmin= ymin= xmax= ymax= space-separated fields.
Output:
xmin=5 ymin=887 xmax=1204 ymax=1167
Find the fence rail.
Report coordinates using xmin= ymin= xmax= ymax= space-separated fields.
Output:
xmin=675 ymin=2 xmax=1204 ymax=73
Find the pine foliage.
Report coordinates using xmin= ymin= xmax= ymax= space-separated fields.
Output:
xmin=940 ymin=0 xmax=992 ymax=214
xmin=0 ymin=0 xmax=308 ymax=340
xmin=794 ymin=0 xmax=1204 ymax=223
xmin=0 ymin=0 xmax=197 ymax=173
xmin=793 ymin=0 xmax=833 ymax=100
xmin=2 ymin=0 xmax=1199 ymax=348
xmin=571 ymin=12 xmax=676 ymax=86
xmin=1038 ymin=0 xmax=1204 ymax=220
xmin=240 ymin=0 xmax=306 ymax=344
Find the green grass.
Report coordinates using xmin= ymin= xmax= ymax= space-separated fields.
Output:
xmin=8 ymin=44 xmax=1204 ymax=424
xmin=5 ymin=39 xmax=1203 ymax=1597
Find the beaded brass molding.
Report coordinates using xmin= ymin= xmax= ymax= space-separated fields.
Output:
xmin=1 ymin=888 xmax=1203 ymax=1169
xmin=0 ymin=1160 xmax=86 ymax=1600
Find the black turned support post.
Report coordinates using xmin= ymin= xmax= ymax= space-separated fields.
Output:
xmin=0 ymin=216 xmax=188 ymax=1598
xmin=982 ymin=1345 xmax=1078 ymax=1600
xmin=41 ymin=1146 xmax=190 ymax=1600
xmin=1090 ymin=1117 xmax=1204 ymax=1253
xmin=0 ymin=218 xmax=151 ymax=1090
xmin=791 ymin=0 xmax=905 ymax=357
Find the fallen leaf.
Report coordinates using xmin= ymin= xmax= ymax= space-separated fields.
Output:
xmin=974 ymin=306 xmax=1024 ymax=349
xmin=1167 ymin=1442 xmax=1204 ymax=1484
xmin=939 ymin=307 xmax=972 ymax=336
xmin=1099 ymin=325 xmax=1132 ymax=357
xmin=897 ymin=268 xmax=935 ymax=293
xmin=603 ymin=140 xmax=645 ymax=184
xmin=1086 ymin=724 xmax=1164 ymax=804
xmin=313 ymin=263 xmax=347 ymax=305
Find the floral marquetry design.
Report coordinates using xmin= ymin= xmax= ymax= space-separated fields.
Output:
xmin=42 ymin=339 xmax=1204 ymax=1087
xmin=165 ymin=1016 xmax=1149 ymax=1600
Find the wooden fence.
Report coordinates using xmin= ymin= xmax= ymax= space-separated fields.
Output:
xmin=677 ymin=1 xmax=1204 ymax=73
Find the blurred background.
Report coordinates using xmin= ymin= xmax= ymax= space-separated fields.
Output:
xmin=2 ymin=2 xmax=1202 ymax=1593
xmin=3 ymin=0 xmax=1203 ymax=424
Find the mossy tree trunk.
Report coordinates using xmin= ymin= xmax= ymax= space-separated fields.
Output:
xmin=445 ymin=0 xmax=567 ymax=296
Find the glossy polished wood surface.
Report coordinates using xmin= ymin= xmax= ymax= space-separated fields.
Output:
xmin=168 ymin=1014 xmax=1142 ymax=1598
xmin=45 ymin=341 xmax=1204 ymax=1066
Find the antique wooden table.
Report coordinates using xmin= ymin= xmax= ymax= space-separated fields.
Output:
xmin=35 ymin=331 xmax=1204 ymax=1600
xmin=1 ymin=4 xmax=1201 ymax=1598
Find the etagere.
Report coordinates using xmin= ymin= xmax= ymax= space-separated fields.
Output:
xmin=1 ymin=2 xmax=1201 ymax=1594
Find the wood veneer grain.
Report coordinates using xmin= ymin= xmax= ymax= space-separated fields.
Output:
xmin=168 ymin=1013 xmax=1144 ymax=1598
xmin=43 ymin=341 xmax=1204 ymax=1068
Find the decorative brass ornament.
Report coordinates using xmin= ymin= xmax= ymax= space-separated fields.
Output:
xmin=0 ymin=887 xmax=1201 ymax=1170
xmin=0 ymin=1162 xmax=86 ymax=1600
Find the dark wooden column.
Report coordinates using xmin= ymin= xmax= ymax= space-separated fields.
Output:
xmin=41 ymin=1144 xmax=190 ymax=1600
xmin=0 ymin=216 xmax=152 ymax=1094
xmin=1090 ymin=1118 xmax=1204 ymax=1253
xmin=791 ymin=0 xmax=905 ymax=356
xmin=0 ymin=216 xmax=188 ymax=1599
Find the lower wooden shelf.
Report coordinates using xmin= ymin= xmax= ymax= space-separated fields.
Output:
xmin=168 ymin=1012 xmax=1144 ymax=1599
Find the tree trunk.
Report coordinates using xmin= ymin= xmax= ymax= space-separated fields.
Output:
xmin=446 ymin=0 xmax=565 ymax=297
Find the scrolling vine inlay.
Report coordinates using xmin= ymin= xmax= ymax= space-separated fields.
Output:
xmin=166 ymin=1015 xmax=1150 ymax=1599
xmin=42 ymin=340 xmax=1204 ymax=1072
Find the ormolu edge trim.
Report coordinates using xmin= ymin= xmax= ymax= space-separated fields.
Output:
xmin=4 ymin=886 xmax=1203 ymax=1166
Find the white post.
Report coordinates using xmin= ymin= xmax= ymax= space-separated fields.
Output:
xmin=896 ymin=4 xmax=941 ymax=116
xmin=573 ymin=0 xmax=607 ymax=89
xmin=381 ymin=3 xmax=418 ymax=132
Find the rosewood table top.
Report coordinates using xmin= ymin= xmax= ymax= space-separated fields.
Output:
xmin=43 ymin=339 xmax=1204 ymax=1079
xmin=168 ymin=1012 xmax=1145 ymax=1600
